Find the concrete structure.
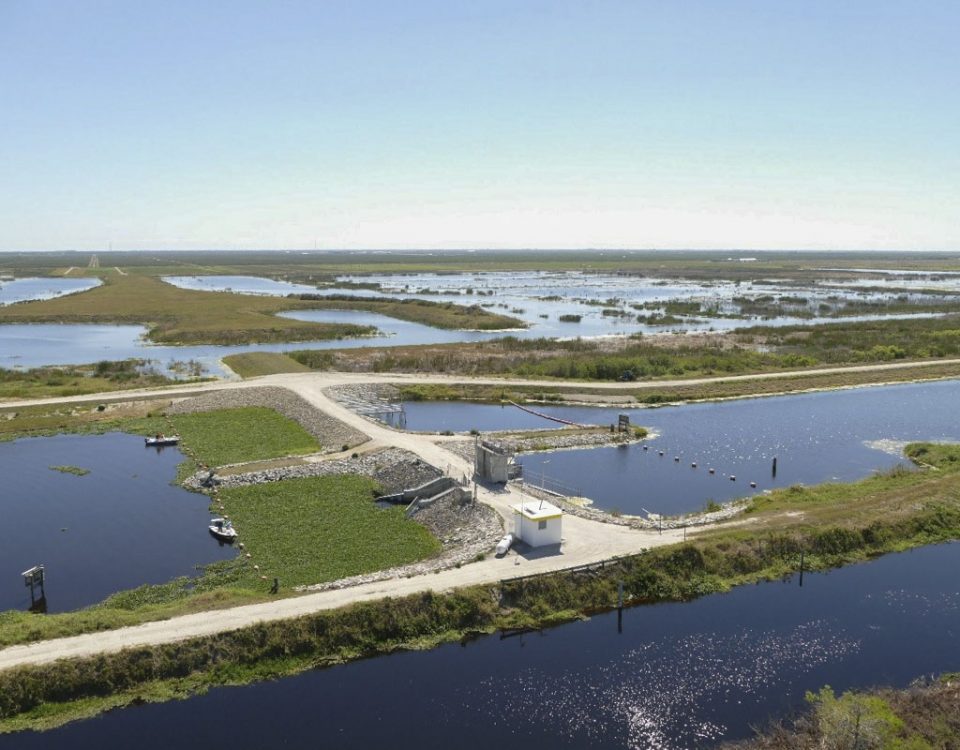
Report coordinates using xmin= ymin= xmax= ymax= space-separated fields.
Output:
xmin=475 ymin=440 xmax=520 ymax=483
xmin=512 ymin=500 xmax=563 ymax=547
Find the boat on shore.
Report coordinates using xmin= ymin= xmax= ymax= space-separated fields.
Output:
xmin=208 ymin=517 xmax=237 ymax=542
xmin=145 ymin=434 xmax=180 ymax=447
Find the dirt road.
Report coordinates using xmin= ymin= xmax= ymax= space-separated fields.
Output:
xmin=4 ymin=356 xmax=960 ymax=411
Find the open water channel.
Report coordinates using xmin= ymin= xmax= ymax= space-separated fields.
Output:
xmin=0 ymin=433 xmax=233 ymax=613
xmin=381 ymin=379 xmax=960 ymax=516
xmin=7 ymin=542 xmax=959 ymax=749
xmin=0 ymin=277 xmax=99 ymax=306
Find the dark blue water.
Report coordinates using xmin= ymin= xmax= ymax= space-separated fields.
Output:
xmin=0 ymin=433 xmax=234 ymax=612
xmin=384 ymin=379 xmax=960 ymax=515
xmin=9 ymin=542 xmax=959 ymax=749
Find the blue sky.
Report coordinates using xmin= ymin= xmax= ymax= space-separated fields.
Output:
xmin=1 ymin=1 xmax=958 ymax=251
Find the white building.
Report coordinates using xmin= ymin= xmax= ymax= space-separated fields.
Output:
xmin=512 ymin=500 xmax=563 ymax=547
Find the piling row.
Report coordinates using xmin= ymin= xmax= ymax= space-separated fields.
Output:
xmin=642 ymin=443 xmax=777 ymax=492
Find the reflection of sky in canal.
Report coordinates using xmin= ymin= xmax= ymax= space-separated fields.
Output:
xmin=11 ymin=543 xmax=958 ymax=749
xmin=467 ymin=623 xmax=858 ymax=747
xmin=0 ymin=276 xmax=100 ymax=305
xmin=384 ymin=379 xmax=960 ymax=515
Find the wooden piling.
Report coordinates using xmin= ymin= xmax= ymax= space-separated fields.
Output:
xmin=617 ymin=581 xmax=624 ymax=634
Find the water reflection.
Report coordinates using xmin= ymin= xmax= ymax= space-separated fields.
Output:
xmin=0 ymin=277 xmax=99 ymax=305
xmin=0 ymin=433 xmax=234 ymax=612
xmin=10 ymin=543 xmax=958 ymax=749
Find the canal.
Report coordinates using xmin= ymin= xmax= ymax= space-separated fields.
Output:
xmin=8 ymin=542 xmax=958 ymax=748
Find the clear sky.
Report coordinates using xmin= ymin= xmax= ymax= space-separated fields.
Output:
xmin=1 ymin=0 xmax=958 ymax=251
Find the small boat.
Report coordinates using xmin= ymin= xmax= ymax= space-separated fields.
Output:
xmin=495 ymin=533 xmax=514 ymax=556
xmin=145 ymin=434 xmax=180 ymax=447
xmin=209 ymin=517 xmax=237 ymax=542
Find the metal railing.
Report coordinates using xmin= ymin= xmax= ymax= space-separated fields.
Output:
xmin=520 ymin=472 xmax=582 ymax=498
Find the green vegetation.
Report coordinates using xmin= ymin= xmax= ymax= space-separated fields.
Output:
xmin=132 ymin=407 xmax=319 ymax=477
xmin=48 ymin=465 xmax=89 ymax=476
xmin=0 ymin=560 xmax=267 ymax=651
xmin=558 ymin=314 xmax=582 ymax=322
xmin=729 ymin=678 xmax=960 ymax=749
xmin=0 ymin=402 xmax=319 ymax=466
xmin=294 ymin=293 xmax=524 ymax=330
xmin=290 ymin=335 xmax=783 ymax=379
xmin=635 ymin=313 xmax=686 ymax=326
xmin=287 ymin=309 xmax=960 ymax=385
xmin=221 ymin=352 xmax=310 ymax=378
xmin=0 ymin=360 xmax=178 ymax=400
xmin=742 ymin=315 xmax=960 ymax=364
xmin=223 ymin=475 xmax=441 ymax=587
xmin=0 ymin=399 xmax=174 ymax=443
xmin=905 ymin=442 xmax=960 ymax=469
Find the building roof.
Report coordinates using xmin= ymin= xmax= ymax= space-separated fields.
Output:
xmin=513 ymin=500 xmax=562 ymax=521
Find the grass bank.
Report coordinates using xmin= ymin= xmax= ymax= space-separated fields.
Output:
xmin=2 ymin=444 xmax=959 ymax=733
xmin=222 ymin=475 xmax=441 ymax=587
xmin=140 ymin=406 xmax=320 ymax=470
xmin=221 ymin=352 xmax=310 ymax=378
xmin=0 ymin=399 xmax=175 ymax=442
xmin=289 ymin=314 xmax=960 ymax=383
xmin=0 ymin=402 xmax=318 ymax=464
xmin=0 ymin=360 xmax=182 ymax=401
xmin=383 ymin=360 xmax=960 ymax=406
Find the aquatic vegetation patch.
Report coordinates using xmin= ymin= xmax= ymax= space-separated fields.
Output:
xmin=48 ymin=465 xmax=89 ymax=476
xmin=220 ymin=475 xmax=442 ymax=587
